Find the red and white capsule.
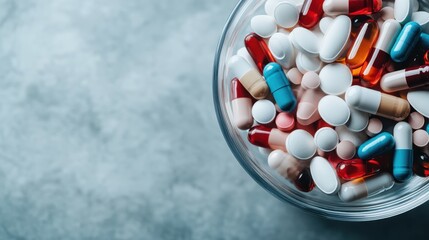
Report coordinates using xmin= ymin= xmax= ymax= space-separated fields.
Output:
xmin=231 ymin=78 xmax=254 ymax=130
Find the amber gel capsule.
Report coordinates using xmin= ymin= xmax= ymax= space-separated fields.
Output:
xmin=346 ymin=19 xmax=379 ymax=69
xmin=360 ymin=19 xmax=401 ymax=86
xmin=245 ymin=33 xmax=276 ymax=73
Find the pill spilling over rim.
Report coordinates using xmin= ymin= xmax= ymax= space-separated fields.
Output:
xmin=224 ymin=0 xmax=429 ymax=204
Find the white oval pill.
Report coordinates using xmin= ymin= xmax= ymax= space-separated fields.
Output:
xmin=320 ymin=15 xmax=351 ymax=63
xmin=251 ymin=15 xmax=277 ymax=38
xmin=252 ymin=100 xmax=276 ymax=124
xmin=412 ymin=11 xmax=429 ymax=33
xmin=319 ymin=17 xmax=334 ymax=35
xmin=319 ymin=63 xmax=352 ymax=95
xmin=315 ymin=127 xmax=339 ymax=152
xmin=269 ymin=32 xmax=295 ymax=69
xmin=286 ymin=129 xmax=317 ymax=160
xmin=346 ymin=107 xmax=370 ymax=132
xmin=310 ymin=156 xmax=341 ymax=194
xmin=394 ymin=0 xmax=413 ymax=24
xmin=318 ymin=96 xmax=351 ymax=126
xmin=290 ymin=27 xmax=320 ymax=57
xmin=274 ymin=2 xmax=299 ymax=28
xmin=296 ymin=52 xmax=323 ymax=74
xmin=407 ymin=91 xmax=429 ymax=118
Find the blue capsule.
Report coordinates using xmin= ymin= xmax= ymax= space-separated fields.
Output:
xmin=420 ymin=32 xmax=429 ymax=50
xmin=390 ymin=21 xmax=422 ymax=63
xmin=357 ymin=132 xmax=395 ymax=160
xmin=392 ymin=122 xmax=413 ymax=182
xmin=263 ymin=63 xmax=297 ymax=112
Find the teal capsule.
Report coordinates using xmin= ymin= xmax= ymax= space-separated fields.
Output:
xmin=391 ymin=21 xmax=422 ymax=63
xmin=357 ymin=132 xmax=395 ymax=160
xmin=263 ymin=63 xmax=297 ymax=112
xmin=420 ymin=32 xmax=429 ymax=50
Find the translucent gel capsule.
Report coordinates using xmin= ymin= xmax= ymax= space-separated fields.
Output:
xmin=323 ymin=0 xmax=382 ymax=16
xmin=413 ymin=151 xmax=429 ymax=177
xmin=338 ymin=173 xmax=394 ymax=202
xmin=336 ymin=159 xmax=381 ymax=181
xmin=360 ymin=19 xmax=401 ymax=86
xmin=299 ymin=0 xmax=325 ymax=29
xmin=346 ymin=19 xmax=379 ymax=69
xmin=294 ymin=168 xmax=315 ymax=192
xmin=245 ymin=33 xmax=276 ymax=73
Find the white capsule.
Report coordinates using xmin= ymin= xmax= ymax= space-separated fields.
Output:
xmin=374 ymin=19 xmax=401 ymax=53
xmin=268 ymin=32 xmax=295 ymax=69
xmin=227 ymin=55 xmax=269 ymax=99
xmin=252 ymin=100 xmax=276 ymax=124
xmin=314 ymin=127 xmax=339 ymax=152
xmin=345 ymin=85 xmax=410 ymax=121
xmin=310 ymin=156 xmax=341 ymax=195
xmin=286 ymin=129 xmax=317 ymax=160
xmin=274 ymin=2 xmax=299 ymax=28
xmin=338 ymin=173 xmax=394 ymax=202
xmin=251 ymin=15 xmax=277 ymax=38
xmin=290 ymin=27 xmax=320 ymax=57
xmin=318 ymin=96 xmax=350 ymax=126
xmin=394 ymin=122 xmax=413 ymax=149
xmin=268 ymin=150 xmax=304 ymax=181
xmin=320 ymin=15 xmax=351 ymax=63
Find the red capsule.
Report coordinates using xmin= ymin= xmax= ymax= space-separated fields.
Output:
xmin=336 ymin=159 xmax=381 ymax=181
xmin=299 ymin=0 xmax=325 ymax=29
xmin=244 ymin=33 xmax=276 ymax=73
xmin=248 ymin=126 xmax=288 ymax=151
xmin=413 ymin=151 xmax=429 ymax=177
xmin=294 ymin=168 xmax=315 ymax=192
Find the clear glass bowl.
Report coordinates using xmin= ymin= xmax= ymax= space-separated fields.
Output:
xmin=213 ymin=0 xmax=429 ymax=221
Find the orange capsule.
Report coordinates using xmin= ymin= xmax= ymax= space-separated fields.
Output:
xmin=346 ymin=19 xmax=379 ymax=69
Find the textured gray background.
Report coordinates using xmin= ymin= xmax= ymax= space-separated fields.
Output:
xmin=0 ymin=0 xmax=426 ymax=239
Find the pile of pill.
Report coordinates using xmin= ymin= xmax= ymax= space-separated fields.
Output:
xmin=227 ymin=0 xmax=429 ymax=202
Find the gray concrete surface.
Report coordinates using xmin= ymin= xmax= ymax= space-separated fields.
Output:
xmin=0 ymin=0 xmax=426 ymax=239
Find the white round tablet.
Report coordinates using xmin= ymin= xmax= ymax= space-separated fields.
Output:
xmin=251 ymin=15 xmax=277 ymax=38
xmin=265 ymin=0 xmax=284 ymax=16
xmin=290 ymin=27 xmax=320 ymax=57
xmin=296 ymin=52 xmax=322 ymax=74
xmin=274 ymin=2 xmax=299 ymax=28
xmin=319 ymin=64 xmax=352 ymax=95
xmin=346 ymin=107 xmax=370 ymax=132
xmin=252 ymin=100 xmax=276 ymax=124
xmin=301 ymin=71 xmax=321 ymax=90
xmin=318 ymin=96 xmax=350 ymax=126
xmin=310 ymin=156 xmax=341 ymax=195
xmin=314 ymin=127 xmax=339 ymax=152
xmin=286 ymin=129 xmax=317 ymax=160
